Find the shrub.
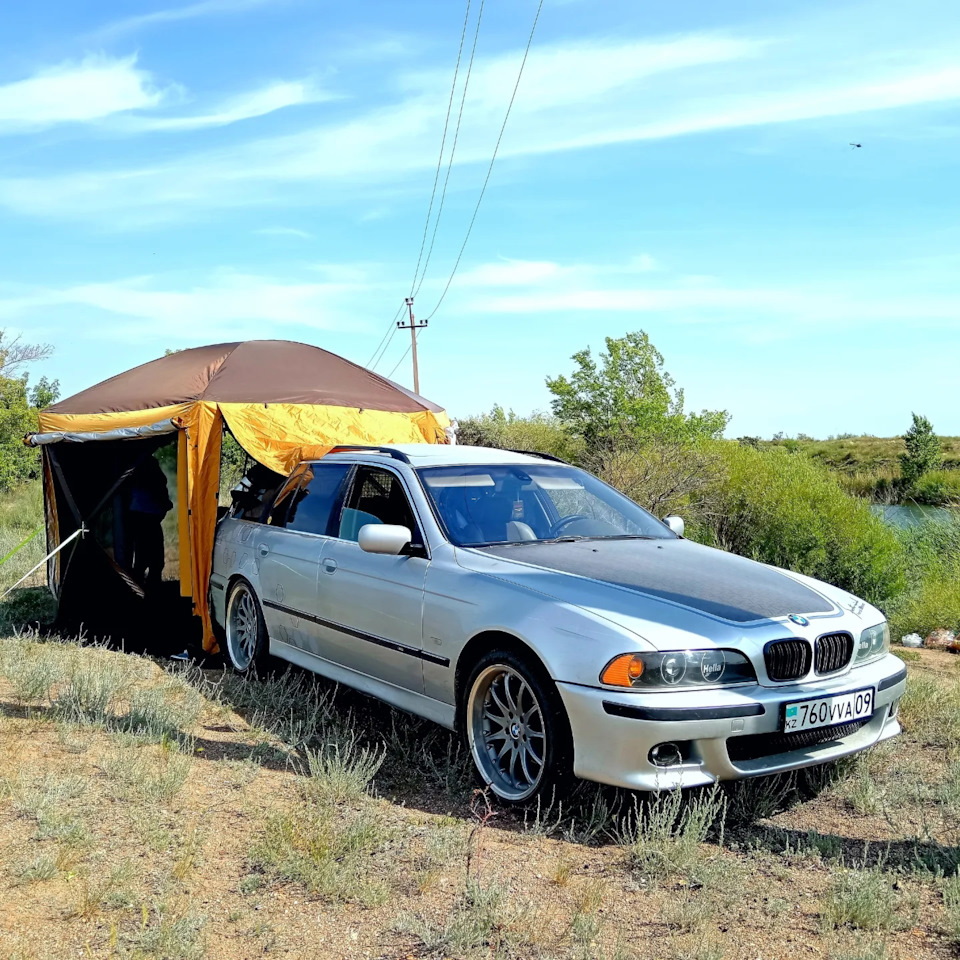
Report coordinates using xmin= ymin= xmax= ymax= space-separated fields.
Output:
xmin=251 ymin=803 xmax=388 ymax=904
xmin=396 ymin=879 xmax=533 ymax=958
xmin=455 ymin=406 xmax=583 ymax=462
xmin=909 ymin=469 xmax=960 ymax=506
xmin=888 ymin=565 xmax=960 ymax=640
xmin=694 ymin=443 xmax=905 ymax=608
xmin=821 ymin=862 xmax=916 ymax=931
xmin=618 ymin=785 xmax=726 ymax=884
xmin=887 ymin=515 xmax=960 ymax=638
xmin=900 ymin=413 xmax=942 ymax=486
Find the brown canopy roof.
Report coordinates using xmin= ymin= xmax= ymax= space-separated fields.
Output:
xmin=48 ymin=340 xmax=444 ymax=415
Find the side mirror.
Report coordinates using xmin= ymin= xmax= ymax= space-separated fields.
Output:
xmin=358 ymin=524 xmax=413 ymax=556
xmin=664 ymin=515 xmax=685 ymax=537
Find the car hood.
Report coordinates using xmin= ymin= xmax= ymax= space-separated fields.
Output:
xmin=468 ymin=537 xmax=837 ymax=625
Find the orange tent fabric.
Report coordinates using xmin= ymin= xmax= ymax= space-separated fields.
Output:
xmin=34 ymin=341 xmax=450 ymax=651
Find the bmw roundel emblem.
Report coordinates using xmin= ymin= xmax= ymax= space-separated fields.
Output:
xmin=788 ymin=614 xmax=809 ymax=627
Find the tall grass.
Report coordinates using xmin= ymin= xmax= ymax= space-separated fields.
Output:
xmin=887 ymin=515 xmax=960 ymax=638
xmin=618 ymin=785 xmax=726 ymax=884
xmin=0 ymin=481 xmax=44 ymax=584
xmin=0 ymin=480 xmax=55 ymax=627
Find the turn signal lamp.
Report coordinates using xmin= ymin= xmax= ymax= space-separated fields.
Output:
xmin=601 ymin=654 xmax=644 ymax=687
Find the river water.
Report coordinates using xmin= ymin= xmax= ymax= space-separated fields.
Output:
xmin=872 ymin=504 xmax=956 ymax=528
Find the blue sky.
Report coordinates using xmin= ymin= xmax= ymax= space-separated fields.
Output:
xmin=5 ymin=0 xmax=960 ymax=438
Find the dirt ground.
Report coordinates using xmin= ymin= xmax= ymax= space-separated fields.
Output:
xmin=0 ymin=640 xmax=957 ymax=960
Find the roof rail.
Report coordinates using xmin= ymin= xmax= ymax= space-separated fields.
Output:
xmin=326 ymin=445 xmax=412 ymax=463
xmin=507 ymin=448 xmax=571 ymax=465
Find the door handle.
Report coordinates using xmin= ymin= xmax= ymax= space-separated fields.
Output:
xmin=258 ymin=544 xmax=269 ymax=557
xmin=321 ymin=558 xmax=338 ymax=574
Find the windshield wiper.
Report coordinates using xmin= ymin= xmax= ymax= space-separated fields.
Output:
xmin=590 ymin=534 xmax=656 ymax=541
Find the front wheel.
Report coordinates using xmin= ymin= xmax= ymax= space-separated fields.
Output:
xmin=224 ymin=580 xmax=268 ymax=673
xmin=464 ymin=650 xmax=573 ymax=805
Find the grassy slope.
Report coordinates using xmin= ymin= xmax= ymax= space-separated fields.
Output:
xmin=1 ymin=636 xmax=958 ymax=960
xmin=775 ymin=436 xmax=960 ymax=475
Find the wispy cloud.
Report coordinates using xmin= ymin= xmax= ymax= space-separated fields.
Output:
xmin=94 ymin=0 xmax=280 ymax=40
xmin=5 ymin=7 xmax=960 ymax=221
xmin=450 ymin=254 xmax=960 ymax=332
xmin=0 ymin=55 xmax=166 ymax=131
xmin=122 ymin=80 xmax=336 ymax=132
xmin=0 ymin=270 xmax=374 ymax=342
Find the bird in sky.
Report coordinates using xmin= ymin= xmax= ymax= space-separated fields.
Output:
xmin=849 ymin=142 xmax=862 ymax=148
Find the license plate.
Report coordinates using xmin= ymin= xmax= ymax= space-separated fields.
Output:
xmin=782 ymin=687 xmax=874 ymax=733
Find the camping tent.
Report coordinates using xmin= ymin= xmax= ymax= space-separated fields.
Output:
xmin=27 ymin=341 xmax=450 ymax=651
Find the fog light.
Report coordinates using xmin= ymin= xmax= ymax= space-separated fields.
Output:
xmin=649 ymin=742 xmax=683 ymax=767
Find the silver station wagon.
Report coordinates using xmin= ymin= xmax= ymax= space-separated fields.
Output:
xmin=210 ymin=444 xmax=906 ymax=804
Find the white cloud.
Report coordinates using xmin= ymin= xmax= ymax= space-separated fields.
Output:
xmin=5 ymin=7 xmax=960 ymax=220
xmin=0 ymin=271 xmax=375 ymax=342
xmin=455 ymin=258 xmax=562 ymax=287
xmin=447 ymin=254 xmax=960 ymax=331
xmin=0 ymin=55 xmax=166 ymax=130
xmin=123 ymin=80 xmax=336 ymax=132
xmin=94 ymin=0 xmax=279 ymax=39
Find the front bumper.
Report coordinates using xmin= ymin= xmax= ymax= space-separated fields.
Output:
xmin=556 ymin=653 xmax=906 ymax=791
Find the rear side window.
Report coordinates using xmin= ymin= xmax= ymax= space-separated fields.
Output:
xmin=270 ymin=463 xmax=351 ymax=535
xmin=338 ymin=466 xmax=420 ymax=542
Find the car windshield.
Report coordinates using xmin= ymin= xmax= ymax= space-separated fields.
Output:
xmin=417 ymin=463 xmax=676 ymax=547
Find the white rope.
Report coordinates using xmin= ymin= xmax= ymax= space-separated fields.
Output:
xmin=0 ymin=526 xmax=84 ymax=600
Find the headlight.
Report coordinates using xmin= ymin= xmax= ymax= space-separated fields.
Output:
xmin=855 ymin=622 xmax=890 ymax=664
xmin=600 ymin=650 xmax=757 ymax=689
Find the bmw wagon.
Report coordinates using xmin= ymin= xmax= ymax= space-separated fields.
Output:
xmin=210 ymin=444 xmax=906 ymax=803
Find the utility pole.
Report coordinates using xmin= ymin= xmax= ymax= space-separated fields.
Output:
xmin=397 ymin=297 xmax=428 ymax=394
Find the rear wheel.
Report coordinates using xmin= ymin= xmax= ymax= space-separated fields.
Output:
xmin=464 ymin=650 xmax=573 ymax=805
xmin=224 ymin=580 xmax=267 ymax=673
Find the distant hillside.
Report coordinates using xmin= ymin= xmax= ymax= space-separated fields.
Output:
xmin=763 ymin=435 xmax=960 ymax=476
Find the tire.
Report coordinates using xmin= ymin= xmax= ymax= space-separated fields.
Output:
xmin=224 ymin=579 xmax=269 ymax=674
xmin=463 ymin=649 xmax=574 ymax=806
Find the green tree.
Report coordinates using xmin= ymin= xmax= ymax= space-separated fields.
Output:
xmin=29 ymin=376 xmax=59 ymax=409
xmin=0 ymin=332 xmax=56 ymax=490
xmin=899 ymin=413 xmax=942 ymax=486
xmin=0 ymin=375 xmax=41 ymax=488
xmin=545 ymin=331 xmax=729 ymax=449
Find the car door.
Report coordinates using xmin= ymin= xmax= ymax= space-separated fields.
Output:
xmin=313 ymin=464 xmax=430 ymax=693
xmin=255 ymin=462 xmax=351 ymax=652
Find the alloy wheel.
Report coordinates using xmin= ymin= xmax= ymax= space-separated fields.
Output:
xmin=226 ymin=583 xmax=259 ymax=670
xmin=468 ymin=664 xmax=547 ymax=802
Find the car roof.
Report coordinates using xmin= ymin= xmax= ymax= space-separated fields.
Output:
xmin=320 ymin=444 xmax=559 ymax=468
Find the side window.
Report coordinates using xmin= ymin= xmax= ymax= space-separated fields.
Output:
xmin=231 ymin=464 xmax=286 ymax=522
xmin=338 ymin=466 xmax=420 ymax=543
xmin=270 ymin=464 xmax=351 ymax=535
xmin=265 ymin=465 xmax=308 ymax=527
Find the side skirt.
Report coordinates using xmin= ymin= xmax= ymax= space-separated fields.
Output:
xmin=268 ymin=637 xmax=457 ymax=730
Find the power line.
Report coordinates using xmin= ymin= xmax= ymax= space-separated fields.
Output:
xmin=412 ymin=0 xmax=486 ymax=299
xmin=365 ymin=0 xmax=474 ymax=376
xmin=423 ymin=0 xmax=544 ymax=323
xmin=408 ymin=0 xmax=474 ymax=298
xmin=365 ymin=300 xmax=406 ymax=370
xmin=386 ymin=342 xmax=414 ymax=381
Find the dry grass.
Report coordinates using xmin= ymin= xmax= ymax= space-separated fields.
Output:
xmin=1 ymin=636 xmax=960 ymax=959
